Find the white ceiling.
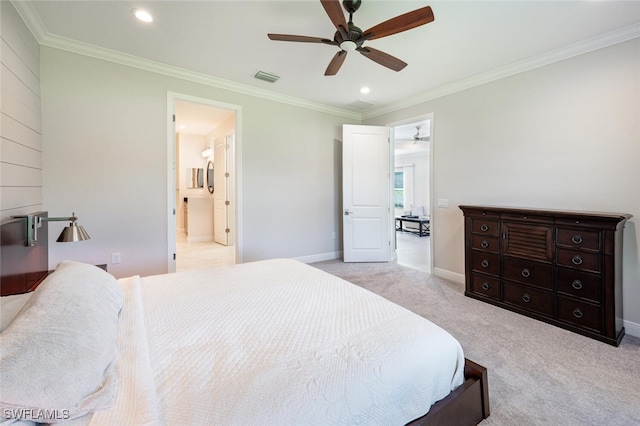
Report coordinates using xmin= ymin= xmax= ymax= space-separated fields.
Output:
xmin=16 ymin=1 xmax=640 ymax=119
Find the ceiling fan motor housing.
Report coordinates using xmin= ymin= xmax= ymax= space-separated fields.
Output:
xmin=342 ymin=0 xmax=362 ymax=14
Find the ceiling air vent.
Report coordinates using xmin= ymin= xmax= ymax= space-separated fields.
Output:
xmin=253 ymin=70 xmax=280 ymax=83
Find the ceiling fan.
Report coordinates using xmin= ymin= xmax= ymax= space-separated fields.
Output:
xmin=396 ymin=125 xmax=430 ymax=143
xmin=268 ymin=0 xmax=434 ymax=76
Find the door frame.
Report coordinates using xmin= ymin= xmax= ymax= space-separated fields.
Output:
xmin=166 ymin=92 xmax=243 ymax=272
xmin=387 ymin=112 xmax=434 ymax=273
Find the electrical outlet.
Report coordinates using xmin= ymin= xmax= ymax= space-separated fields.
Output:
xmin=332 ymin=231 xmax=336 ymax=240
xmin=438 ymin=199 xmax=450 ymax=208
xmin=111 ymin=252 xmax=122 ymax=264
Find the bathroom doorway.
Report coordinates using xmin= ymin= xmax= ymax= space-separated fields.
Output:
xmin=169 ymin=94 xmax=239 ymax=272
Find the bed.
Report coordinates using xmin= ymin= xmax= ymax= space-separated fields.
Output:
xmin=0 ymin=214 xmax=489 ymax=425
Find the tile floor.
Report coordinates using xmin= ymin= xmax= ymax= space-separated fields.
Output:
xmin=175 ymin=231 xmax=235 ymax=272
xmin=395 ymin=231 xmax=431 ymax=272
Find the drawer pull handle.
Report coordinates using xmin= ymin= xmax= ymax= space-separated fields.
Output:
xmin=522 ymin=294 xmax=531 ymax=303
xmin=571 ymin=280 xmax=583 ymax=290
xmin=481 ymin=283 xmax=490 ymax=291
xmin=521 ymin=268 xmax=531 ymax=278
xmin=573 ymin=308 xmax=583 ymax=319
xmin=480 ymin=224 xmax=489 ymax=232
xmin=481 ymin=260 xmax=489 ymax=268
xmin=571 ymin=255 xmax=583 ymax=265
xmin=571 ymin=235 xmax=583 ymax=244
xmin=481 ymin=240 xmax=489 ymax=248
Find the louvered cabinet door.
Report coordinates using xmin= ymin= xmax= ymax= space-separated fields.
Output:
xmin=501 ymin=215 xmax=553 ymax=262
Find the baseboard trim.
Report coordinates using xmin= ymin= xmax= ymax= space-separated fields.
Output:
xmin=433 ymin=268 xmax=465 ymax=284
xmin=624 ymin=319 xmax=640 ymax=338
xmin=295 ymin=251 xmax=342 ymax=264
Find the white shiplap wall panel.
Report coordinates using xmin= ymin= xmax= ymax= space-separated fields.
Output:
xmin=0 ymin=2 xmax=40 ymax=78
xmin=1 ymin=1 xmax=42 ymax=221
xmin=1 ymin=187 xmax=42 ymax=211
xmin=1 ymin=137 xmax=42 ymax=169
xmin=1 ymin=162 xmax=41 ymax=186
xmin=1 ymin=113 xmax=41 ymax=150
xmin=2 ymin=64 xmax=42 ymax=132
xmin=2 ymin=39 xmax=40 ymax=94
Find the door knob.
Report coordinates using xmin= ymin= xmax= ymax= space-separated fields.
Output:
xmin=344 ymin=209 xmax=352 ymax=216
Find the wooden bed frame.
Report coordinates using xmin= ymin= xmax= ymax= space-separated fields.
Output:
xmin=0 ymin=213 xmax=490 ymax=425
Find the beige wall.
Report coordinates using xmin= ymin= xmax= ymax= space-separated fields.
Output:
xmin=40 ymin=47 xmax=357 ymax=278
xmin=1 ymin=1 xmax=41 ymax=221
xmin=366 ymin=39 xmax=640 ymax=331
xmin=7 ymin=1 xmax=638 ymax=333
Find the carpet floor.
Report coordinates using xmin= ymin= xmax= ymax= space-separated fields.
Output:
xmin=311 ymin=259 xmax=640 ymax=426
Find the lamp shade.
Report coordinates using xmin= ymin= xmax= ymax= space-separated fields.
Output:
xmin=56 ymin=222 xmax=90 ymax=242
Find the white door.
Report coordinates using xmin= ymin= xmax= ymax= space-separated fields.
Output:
xmin=213 ymin=136 xmax=229 ymax=245
xmin=343 ymin=124 xmax=391 ymax=262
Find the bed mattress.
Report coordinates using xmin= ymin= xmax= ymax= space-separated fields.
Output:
xmin=90 ymin=258 xmax=464 ymax=425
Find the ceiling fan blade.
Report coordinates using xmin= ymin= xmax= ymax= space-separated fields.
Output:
xmin=358 ymin=46 xmax=407 ymax=72
xmin=320 ymin=0 xmax=348 ymax=32
xmin=364 ymin=6 xmax=434 ymax=40
xmin=268 ymin=34 xmax=334 ymax=44
xmin=325 ymin=50 xmax=347 ymax=76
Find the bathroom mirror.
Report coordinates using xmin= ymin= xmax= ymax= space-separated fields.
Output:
xmin=207 ymin=161 xmax=214 ymax=193
xmin=187 ymin=168 xmax=204 ymax=188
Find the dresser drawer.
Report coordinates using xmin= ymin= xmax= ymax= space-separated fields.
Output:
xmin=471 ymin=235 xmax=500 ymax=253
xmin=501 ymin=213 xmax=552 ymax=224
xmin=471 ymin=218 xmax=500 ymax=236
xmin=471 ymin=252 xmax=500 ymax=276
xmin=557 ymin=296 xmax=601 ymax=332
xmin=557 ymin=268 xmax=601 ymax=303
xmin=556 ymin=228 xmax=600 ymax=251
xmin=556 ymin=248 xmax=600 ymax=273
xmin=470 ymin=274 xmax=500 ymax=301
xmin=503 ymin=257 xmax=552 ymax=290
xmin=503 ymin=282 xmax=554 ymax=317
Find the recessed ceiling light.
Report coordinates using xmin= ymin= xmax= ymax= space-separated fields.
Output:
xmin=133 ymin=9 xmax=153 ymax=23
xmin=360 ymin=87 xmax=370 ymax=94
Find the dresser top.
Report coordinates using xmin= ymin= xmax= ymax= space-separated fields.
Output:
xmin=459 ymin=205 xmax=632 ymax=223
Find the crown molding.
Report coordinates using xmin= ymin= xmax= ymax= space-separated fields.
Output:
xmin=42 ymin=34 xmax=362 ymax=120
xmin=11 ymin=2 xmax=361 ymax=121
xmin=13 ymin=0 xmax=638 ymax=123
xmin=10 ymin=0 xmax=47 ymax=41
xmin=362 ymin=22 xmax=640 ymax=120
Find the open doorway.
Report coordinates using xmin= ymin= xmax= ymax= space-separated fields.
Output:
xmin=168 ymin=94 xmax=239 ymax=272
xmin=390 ymin=114 xmax=433 ymax=273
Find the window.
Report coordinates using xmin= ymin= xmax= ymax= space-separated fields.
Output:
xmin=394 ymin=171 xmax=404 ymax=208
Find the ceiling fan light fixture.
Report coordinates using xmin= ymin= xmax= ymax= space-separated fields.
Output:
xmin=340 ymin=40 xmax=357 ymax=52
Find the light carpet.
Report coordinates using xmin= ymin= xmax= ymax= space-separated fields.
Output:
xmin=311 ymin=259 xmax=640 ymax=426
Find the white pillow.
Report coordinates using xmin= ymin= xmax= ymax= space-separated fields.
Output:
xmin=0 ymin=261 xmax=123 ymax=423
xmin=0 ymin=293 xmax=32 ymax=332
xmin=410 ymin=204 xmax=425 ymax=216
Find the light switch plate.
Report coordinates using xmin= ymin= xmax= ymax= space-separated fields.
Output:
xmin=438 ymin=199 xmax=449 ymax=208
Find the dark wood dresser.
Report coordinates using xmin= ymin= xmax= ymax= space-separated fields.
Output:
xmin=459 ymin=205 xmax=632 ymax=346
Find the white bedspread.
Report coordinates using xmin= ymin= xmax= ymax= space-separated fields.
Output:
xmin=93 ymin=259 xmax=464 ymax=425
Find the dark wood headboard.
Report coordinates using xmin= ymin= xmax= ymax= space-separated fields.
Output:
xmin=1 ymin=212 xmax=49 ymax=296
